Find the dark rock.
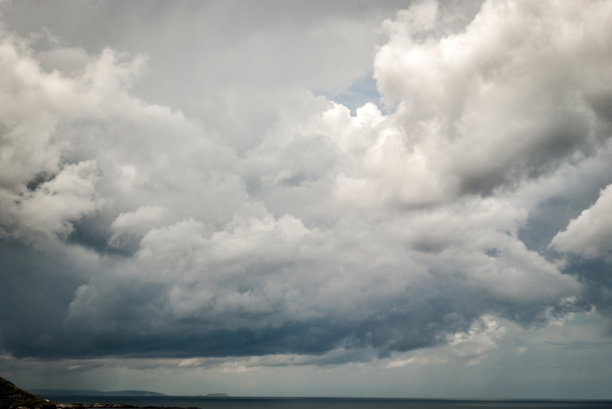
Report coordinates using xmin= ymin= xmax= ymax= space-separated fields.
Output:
xmin=0 ymin=376 xmax=56 ymax=409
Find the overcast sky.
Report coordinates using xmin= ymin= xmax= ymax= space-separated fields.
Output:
xmin=1 ymin=0 xmax=612 ymax=399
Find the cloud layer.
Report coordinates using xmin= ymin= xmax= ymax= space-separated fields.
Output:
xmin=2 ymin=0 xmax=612 ymax=371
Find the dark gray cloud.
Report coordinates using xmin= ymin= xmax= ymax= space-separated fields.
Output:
xmin=0 ymin=240 xmax=90 ymax=356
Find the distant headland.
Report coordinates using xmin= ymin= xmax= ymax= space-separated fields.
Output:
xmin=30 ymin=390 xmax=165 ymax=398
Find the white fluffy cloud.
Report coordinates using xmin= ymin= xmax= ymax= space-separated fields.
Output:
xmin=0 ymin=160 xmax=101 ymax=242
xmin=551 ymin=184 xmax=612 ymax=261
xmin=358 ymin=0 xmax=612 ymax=206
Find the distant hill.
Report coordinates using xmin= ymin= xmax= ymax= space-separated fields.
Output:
xmin=0 ymin=376 xmax=56 ymax=409
xmin=31 ymin=390 xmax=165 ymax=397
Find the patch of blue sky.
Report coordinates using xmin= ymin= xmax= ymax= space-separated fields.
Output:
xmin=324 ymin=74 xmax=385 ymax=115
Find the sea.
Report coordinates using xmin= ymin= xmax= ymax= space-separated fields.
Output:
xmin=40 ymin=396 xmax=612 ymax=409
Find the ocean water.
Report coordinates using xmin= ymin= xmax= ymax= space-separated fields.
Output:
xmin=42 ymin=396 xmax=612 ymax=409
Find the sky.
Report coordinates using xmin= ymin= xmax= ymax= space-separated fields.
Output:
xmin=1 ymin=0 xmax=612 ymax=400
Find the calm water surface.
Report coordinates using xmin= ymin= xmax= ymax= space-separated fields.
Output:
xmin=43 ymin=396 xmax=612 ymax=409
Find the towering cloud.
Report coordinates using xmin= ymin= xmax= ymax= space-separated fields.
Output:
xmin=349 ymin=0 xmax=612 ymax=205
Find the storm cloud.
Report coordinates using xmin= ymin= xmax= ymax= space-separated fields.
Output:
xmin=1 ymin=0 xmax=612 ymax=395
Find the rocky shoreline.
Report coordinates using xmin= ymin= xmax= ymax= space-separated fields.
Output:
xmin=5 ymin=398 xmax=201 ymax=409
xmin=8 ymin=403 xmax=200 ymax=409
xmin=55 ymin=404 xmax=199 ymax=409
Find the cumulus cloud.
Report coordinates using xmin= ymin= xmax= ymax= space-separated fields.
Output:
xmin=0 ymin=161 xmax=101 ymax=242
xmin=2 ymin=0 xmax=612 ymax=373
xmin=49 ymin=195 xmax=578 ymax=359
xmin=551 ymin=184 xmax=612 ymax=261
xmin=108 ymin=206 xmax=169 ymax=252
xmin=386 ymin=314 xmax=508 ymax=368
xmin=353 ymin=0 xmax=612 ymax=206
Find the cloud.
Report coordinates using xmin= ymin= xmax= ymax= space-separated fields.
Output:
xmin=36 ymin=196 xmax=577 ymax=359
xmin=1 ymin=0 xmax=610 ymax=372
xmin=358 ymin=0 xmax=612 ymax=206
xmin=108 ymin=206 xmax=169 ymax=252
xmin=548 ymin=183 xmax=612 ymax=328
xmin=550 ymin=184 xmax=612 ymax=261
xmin=386 ymin=314 xmax=507 ymax=368
xmin=0 ymin=161 xmax=101 ymax=243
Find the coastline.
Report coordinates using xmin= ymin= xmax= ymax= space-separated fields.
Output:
xmin=55 ymin=404 xmax=200 ymax=409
